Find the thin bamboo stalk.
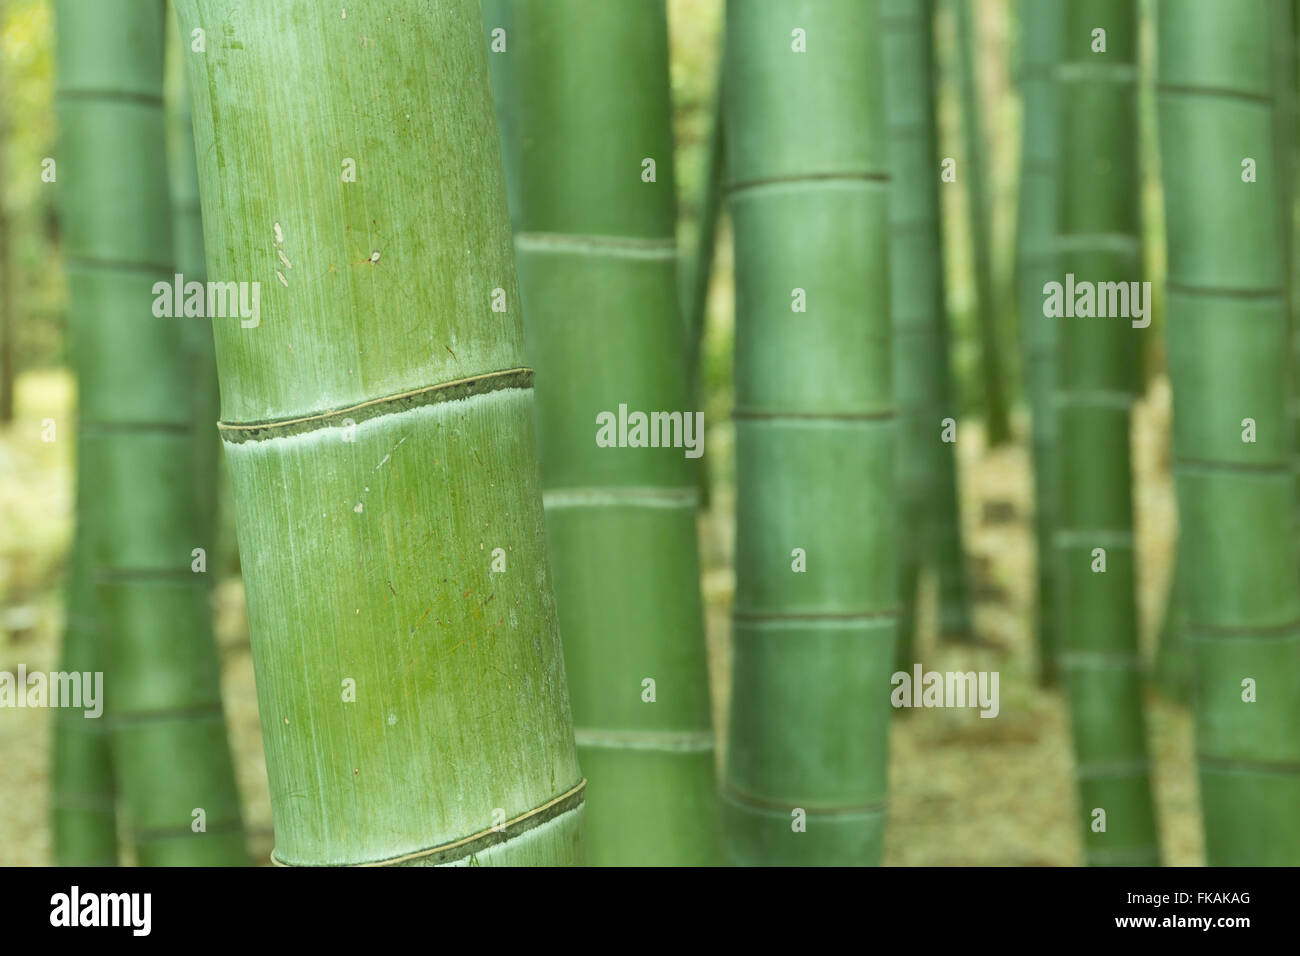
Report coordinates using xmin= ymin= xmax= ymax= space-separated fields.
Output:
xmin=1153 ymin=557 xmax=1189 ymax=700
xmin=481 ymin=0 xmax=520 ymax=229
xmin=722 ymin=0 xmax=895 ymax=865
xmin=174 ymin=0 xmax=585 ymax=866
xmin=885 ymin=0 xmax=970 ymax=665
xmin=953 ymin=0 xmax=1011 ymax=447
xmin=1055 ymin=0 xmax=1159 ymax=866
xmin=683 ymin=52 xmax=726 ymax=400
xmin=682 ymin=46 xmax=726 ymax=512
xmin=1015 ymin=0 xmax=1062 ymax=684
xmin=54 ymin=0 xmax=245 ymax=866
xmin=1157 ymin=0 xmax=1300 ymax=865
xmin=165 ymin=32 xmax=221 ymax=565
xmin=510 ymin=0 xmax=722 ymax=866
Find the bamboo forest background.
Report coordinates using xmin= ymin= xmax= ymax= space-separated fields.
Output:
xmin=0 ymin=0 xmax=1281 ymax=865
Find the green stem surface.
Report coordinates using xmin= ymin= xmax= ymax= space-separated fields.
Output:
xmin=885 ymin=0 xmax=971 ymax=665
xmin=511 ymin=0 xmax=722 ymax=866
xmin=1016 ymin=0 xmax=1062 ymax=684
xmin=55 ymin=0 xmax=245 ymax=866
xmin=1157 ymin=0 xmax=1300 ymax=865
xmin=953 ymin=0 xmax=1011 ymax=447
xmin=722 ymin=0 xmax=895 ymax=866
xmin=1055 ymin=0 xmax=1159 ymax=866
xmin=175 ymin=0 xmax=584 ymax=866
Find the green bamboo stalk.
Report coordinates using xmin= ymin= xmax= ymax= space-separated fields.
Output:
xmin=510 ymin=0 xmax=721 ymax=866
xmin=1157 ymin=0 xmax=1300 ymax=865
xmin=683 ymin=52 xmax=726 ymax=400
xmin=1289 ymin=2 xmax=1300 ymax=568
xmin=682 ymin=46 xmax=726 ymax=513
xmin=930 ymin=409 xmax=973 ymax=642
xmin=722 ymin=0 xmax=895 ymax=865
xmin=1275 ymin=0 xmax=1300 ymax=576
xmin=1291 ymin=0 xmax=1300 ymax=579
xmin=54 ymin=0 xmax=245 ymax=866
xmin=50 ymin=526 xmax=117 ymax=865
xmin=165 ymin=26 xmax=221 ymax=565
xmin=1015 ymin=0 xmax=1062 ymax=685
xmin=885 ymin=0 xmax=971 ymax=666
xmin=1055 ymin=0 xmax=1159 ymax=866
xmin=885 ymin=1 xmax=925 ymax=669
xmin=175 ymin=0 xmax=585 ymax=866
xmin=481 ymin=0 xmax=520 ymax=229
xmin=953 ymin=0 xmax=1011 ymax=447
xmin=1152 ymin=556 xmax=1189 ymax=700
xmin=50 ymin=5 xmax=119 ymax=855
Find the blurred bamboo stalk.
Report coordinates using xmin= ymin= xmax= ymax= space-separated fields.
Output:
xmin=886 ymin=0 xmax=972 ymax=666
xmin=681 ymin=44 xmax=726 ymax=512
xmin=482 ymin=0 xmax=520 ymax=228
xmin=1157 ymin=0 xmax=1300 ymax=865
xmin=1015 ymin=0 xmax=1062 ymax=685
xmin=510 ymin=0 xmax=722 ymax=866
xmin=722 ymin=0 xmax=895 ymax=865
xmin=164 ymin=29 xmax=221 ymax=578
xmin=1055 ymin=0 xmax=1160 ymax=866
xmin=953 ymin=0 xmax=1011 ymax=447
xmin=53 ymin=0 xmax=245 ymax=865
xmin=682 ymin=47 xmax=726 ymax=403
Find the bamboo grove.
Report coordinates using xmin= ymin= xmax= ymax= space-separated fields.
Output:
xmin=13 ymin=0 xmax=1297 ymax=868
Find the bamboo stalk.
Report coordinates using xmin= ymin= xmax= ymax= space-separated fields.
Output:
xmin=165 ymin=27 xmax=221 ymax=566
xmin=481 ymin=0 xmax=520 ymax=229
xmin=174 ymin=0 xmax=585 ymax=866
xmin=1054 ymin=0 xmax=1159 ymax=866
xmin=50 ymin=525 xmax=117 ymax=865
xmin=1157 ymin=0 xmax=1300 ymax=865
xmin=681 ymin=45 xmax=726 ymax=512
xmin=1152 ymin=556 xmax=1189 ymax=701
xmin=510 ymin=0 xmax=722 ymax=866
xmin=54 ymin=0 xmax=245 ymax=866
xmin=953 ymin=0 xmax=1011 ymax=447
xmin=1015 ymin=0 xmax=1062 ymax=684
xmin=683 ymin=52 xmax=726 ymax=401
xmin=885 ymin=0 xmax=971 ymax=665
xmin=722 ymin=0 xmax=895 ymax=865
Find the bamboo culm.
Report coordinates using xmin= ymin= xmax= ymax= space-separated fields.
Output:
xmin=175 ymin=0 xmax=585 ymax=866
xmin=1055 ymin=0 xmax=1160 ymax=866
xmin=683 ymin=49 xmax=726 ymax=402
xmin=952 ymin=0 xmax=1011 ymax=448
xmin=481 ymin=0 xmax=520 ymax=229
xmin=510 ymin=0 xmax=722 ymax=866
xmin=54 ymin=0 xmax=246 ymax=866
xmin=1015 ymin=0 xmax=1063 ymax=685
xmin=165 ymin=36 xmax=221 ymax=568
xmin=722 ymin=0 xmax=896 ymax=866
xmin=885 ymin=0 xmax=971 ymax=665
xmin=1157 ymin=0 xmax=1300 ymax=864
